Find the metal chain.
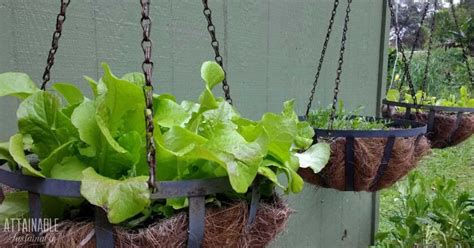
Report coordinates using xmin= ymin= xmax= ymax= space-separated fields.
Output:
xmin=420 ymin=0 xmax=437 ymax=102
xmin=305 ymin=0 xmax=340 ymax=117
xmin=388 ymin=0 xmax=417 ymax=103
xmin=40 ymin=0 xmax=71 ymax=90
xmin=398 ymin=1 xmax=430 ymax=92
xmin=201 ymin=0 xmax=232 ymax=104
xmin=328 ymin=0 xmax=352 ymax=130
xmin=140 ymin=0 xmax=157 ymax=190
xmin=450 ymin=0 xmax=474 ymax=87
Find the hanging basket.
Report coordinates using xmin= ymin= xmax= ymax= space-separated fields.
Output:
xmin=0 ymin=1 xmax=298 ymax=247
xmin=0 ymin=164 xmax=290 ymax=248
xmin=298 ymin=117 xmax=430 ymax=192
xmin=383 ymin=100 xmax=474 ymax=148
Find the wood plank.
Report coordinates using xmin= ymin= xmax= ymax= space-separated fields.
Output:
xmin=0 ymin=0 xmax=18 ymax=140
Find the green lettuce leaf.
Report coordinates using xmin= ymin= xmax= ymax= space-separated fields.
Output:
xmin=0 ymin=142 xmax=15 ymax=170
xmin=80 ymin=168 xmax=150 ymax=224
xmin=52 ymin=83 xmax=85 ymax=106
xmin=9 ymin=133 xmax=44 ymax=177
xmin=50 ymin=156 xmax=88 ymax=181
xmin=296 ymin=143 xmax=331 ymax=174
xmin=197 ymin=61 xmax=224 ymax=112
xmin=38 ymin=140 xmax=75 ymax=176
xmin=93 ymin=64 xmax=145 ymax=161
xmin=0 ymin=192 xmax=67 ymax=225
xmin=17 ymin=91 xmax=77 ymax=157
xmin=84 ymin=76 xmax=99 ymax=97
xmin=0 ymin=192 xmax=29 ymax=225
xmin=0 ymin=72 xmax=39 ymax=99
xmin=154 ymin=97 xmax=191 ymax=128
xmin=71 ymin=100 xmax=102 ymax=157
xmin=201 ymin=61 xmax=225 ymax=89
xmin=121 ymin=72 xmax=145 ymax=86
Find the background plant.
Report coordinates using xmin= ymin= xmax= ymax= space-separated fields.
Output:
xmin=377 ymin=171 xmax=474 ymax=247
xmin=377 ymin=137 xmax=474 ymax=248
xmin=307 ymin=102 xmax=389 ymax=130
xmin=387 ymin=48 xmax=473 ymax=99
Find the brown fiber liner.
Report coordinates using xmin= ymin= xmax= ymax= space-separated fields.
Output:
xmin=0 ymin=197 xmax=291 ymax=248
xmin=388 ymin=112 xmax=474 ymax=148
xmin=299 ymin=136 xmax=431 ymax=191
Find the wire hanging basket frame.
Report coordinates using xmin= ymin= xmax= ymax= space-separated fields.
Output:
xmin=300 ymin=0 xmax=429 ymax=192
xmin=382 ymin=100 xmax=474 ymax=148
xmin=298 ymin=117 xmax=428 ymax=191
xmin=0 ymin=0 xmax=265 ymax=247
xmin=383 ymin=0 xmax=474 ymax=148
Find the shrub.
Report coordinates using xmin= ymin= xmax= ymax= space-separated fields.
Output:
xmin=376 ymin=171 xmax=474 ymax=248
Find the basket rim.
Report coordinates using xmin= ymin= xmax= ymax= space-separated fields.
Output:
xmin=0 ymin=166 xmax=233 ymax=199
xmin=299 ymin=115 xmax=427 ymax=138
xmin=383 ymin=99 xmax=474 ymax=113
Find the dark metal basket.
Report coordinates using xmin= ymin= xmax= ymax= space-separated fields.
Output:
xmin=0 ymin=162 xmax=261 ymax=248
xmin=0 ymin=1 xmax=264 ymax=247
xmin=300 ymin=116 xmax=427 ymax=191
xmin=383 ymin=99 xmax=474 ymax=148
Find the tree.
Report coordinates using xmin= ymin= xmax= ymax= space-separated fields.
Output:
xmin=390 ymin=1 xmax=430 ymax=49
xmin=432 ymin=3 xmax=474 ymax=55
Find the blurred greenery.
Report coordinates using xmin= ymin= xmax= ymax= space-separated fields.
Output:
xmin=387 ymin=48 xmax=473 ymax=99
xmin=377 ymin=137 xmax=474 ymax=247
xmin=387 ymin=1 xmax=473 ymax=99
xmin=432 ymin=4 xmax=474 ymax=53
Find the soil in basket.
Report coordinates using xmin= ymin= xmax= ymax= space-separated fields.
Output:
xmin=0 ymin=197 xmax=291 ymax=248
xmin=299 ymin=135 xmax=431 ymax=191
xmin=387 ymin=112 xmax=474 ymax=148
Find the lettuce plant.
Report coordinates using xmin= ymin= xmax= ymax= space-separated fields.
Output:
xmin=0 ymin=61 xmax=330 ymax=224
xmin=307 ymin=101 xmax=390 ymax=130
xmin=386 ymin=86 xmax=474 ymax=108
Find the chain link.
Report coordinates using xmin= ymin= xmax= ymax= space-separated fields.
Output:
xmin=388 ymin=0 xmax=417 ymax=103
xmin=40 ymin=0 xmax=70 ymax=90
xmin=201 ymin=0 xmax=232 ymax=104
xmin=398 ymin=1 xmax=430 ymax=92
xmin=328 ymin=0 xmax=352 ymax=130
xmin=305 ymin=0 xmax=340 ymax=117
xmin=420 ymin=0 xmax=437 ymax=102
xmin=450 ymin=0 xmax=474 ymax=87
xmin=140 ymin=0 xmax=157 ymax=190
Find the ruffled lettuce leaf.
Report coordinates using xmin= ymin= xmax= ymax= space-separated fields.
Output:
xmin=0 ymin=61 xmax=330 ymax=224
xmin=296 ymin=143 xmax=331 ymax=174
xmin=80 ymin=168 xmax=150 ymax=224
xmin=0 ymin=72 xmax=39 ymax=99
xmin=17 ymin=91 xmax=78 ymax=158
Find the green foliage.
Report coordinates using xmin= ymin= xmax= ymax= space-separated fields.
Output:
xmin=0 ymin=72 xmax=39 ymax=99
xmin=80 ymin=168 xmax=150 ymax=224
xmin=388 ymin=48 xmax=473 ymax=99
xmin=0 ymin=192 xmax=29 ymax=225
xmin=376 ymin=172 xmax=474 ymax=248
xmin=295 ymin=143 xmax=330 ymax=174
xmin=0 ymin=61 xmax=329 ymax=224
xmin=307 ymin=102 xmax=389 ymax=130
xmin=387 ymin=86 xmax=474 ymax=107
xmin=432 ymin=5 xmax=474 ymax=51
xmin=390 ymin=1 xmax=431 ymax=48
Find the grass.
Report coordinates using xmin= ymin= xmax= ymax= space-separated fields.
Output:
xmin=378 ymin=136 xmax=474 ymax=233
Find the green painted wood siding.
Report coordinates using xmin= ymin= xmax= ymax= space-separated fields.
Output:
xmin=0 ymin=0 xmax=389 ymax=247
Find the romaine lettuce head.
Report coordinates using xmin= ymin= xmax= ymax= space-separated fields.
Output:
xmin=0 ymin=61 xmax=330 ymax=224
